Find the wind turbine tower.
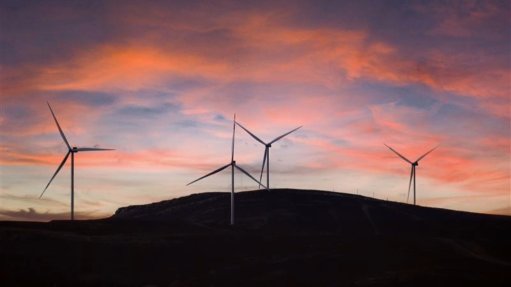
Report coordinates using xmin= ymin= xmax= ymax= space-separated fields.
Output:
xmin=41 ymin=102 xmax=114 ymax=220
xmin=385 ymin=144 xmax=438 ymax=205
xmin=187 ymin=114 xmax=266 ymax=225
xmin=235 ymin=121 xmax=301 ymax=190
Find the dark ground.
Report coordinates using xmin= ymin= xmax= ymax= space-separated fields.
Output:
xmin=1 ymin=189 xmax=510 ymax=286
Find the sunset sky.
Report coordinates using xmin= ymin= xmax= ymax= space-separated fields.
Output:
xmin=0 ymin=0 xmax=509 ymax=221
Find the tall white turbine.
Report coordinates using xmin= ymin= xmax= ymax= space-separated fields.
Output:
xmin=187 ymin=114 xmax=266 ymax=225
xmin=40 ymin=102 xmax=114 ymax=220
xmin=384 ymin=144 xmax=438 ymax=205
xmin=235 ymin=121 xmax=301 ymax=190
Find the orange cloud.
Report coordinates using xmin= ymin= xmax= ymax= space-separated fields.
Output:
xmin=0 ymin=146 xmax=234 ymax=173
xmin=3 ymin=9 xmax=507 ymax=121
xmin=34 ymin=46 xmax=230 ymax=92
xmin=226 ymin=13 xmax=509 ymax=101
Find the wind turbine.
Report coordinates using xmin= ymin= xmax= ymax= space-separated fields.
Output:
xmin=187 ymin=114 xmax=266 ymax=225
xmin=40 ymin=102 xmax=114 ymax=220
xmin=235 ymin=121 xmax=301 ymax=190
xmin=384 ymin=144 xmax=438 ymax=205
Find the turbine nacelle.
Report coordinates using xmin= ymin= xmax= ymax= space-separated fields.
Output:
xmin=187 ymin=113 xmax=268 ymax=225
xmin=384 ymin=143 xmax=438 ymax=206
xmin=41 ymin=102 xmax=114 ymax=220
xmin=235 ymin=120 xmax=302 ymax=191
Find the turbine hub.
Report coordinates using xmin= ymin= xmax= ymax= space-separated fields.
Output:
xmin=413 ymin=162 xmax=419 ymax=166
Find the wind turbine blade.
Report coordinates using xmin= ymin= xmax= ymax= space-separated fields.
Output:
xmin=235 ymin=121 xmax=266 ymax=146
xmin=269 ymin=126 xmax=302 ymax=144
xmin=186 ymin=163 xmax=231 ymax=186
xmin=75 ymin=147 xmax=115 ymax=152
xmin=47 ymin=102 xmax=71 ymax=150
xmin=40 ymin=151 xmax=70 ymax=198
xmin=416 ymin=145 xmax=439 ymax=162
xmin=231 ymin=114 xmax=236 ymax=162
xmin=407 ymin=166 xmax=414 ymax=203
xmin=258 ymin=148 xmax=267 ymax=188
xmin=235 ymin=164 xmax=267 ymax=189
xmin=384 ymin=144 xmax=412 ymax=164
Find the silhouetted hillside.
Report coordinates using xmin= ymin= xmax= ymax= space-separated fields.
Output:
xmin=1 ymin=189 xmax=510 ymax=286
xmin=113 ymin=189 xmax=511 ymax=237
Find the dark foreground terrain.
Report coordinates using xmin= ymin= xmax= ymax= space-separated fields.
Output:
xmin=1 ymin=189 xmax=510 ymax=286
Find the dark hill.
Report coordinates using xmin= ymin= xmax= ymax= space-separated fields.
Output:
xmin=112 ymin=189 xmax=510 ymax=237
xmin=1 ymin=189 xmax=510 ymax=286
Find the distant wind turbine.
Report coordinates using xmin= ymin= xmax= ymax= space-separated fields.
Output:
xmin=384 ymin=144 xmax=438 ymax=205
xmin=187 ymin=114 xmax=266 ymax=225
xmin=235 ymin=121 xmax=301 ymax=190
xmin=40 ymin=102 xmax=114 ymax=220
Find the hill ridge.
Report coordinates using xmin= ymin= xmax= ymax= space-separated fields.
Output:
xmin=111 ymin=188 xmax=511 ymax=236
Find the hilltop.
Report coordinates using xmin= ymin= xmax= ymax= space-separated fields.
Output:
xmin=112 ymin=189 xmax=510 ymax=236
xmin=1 ymin=189 xmax=510 ymax=286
